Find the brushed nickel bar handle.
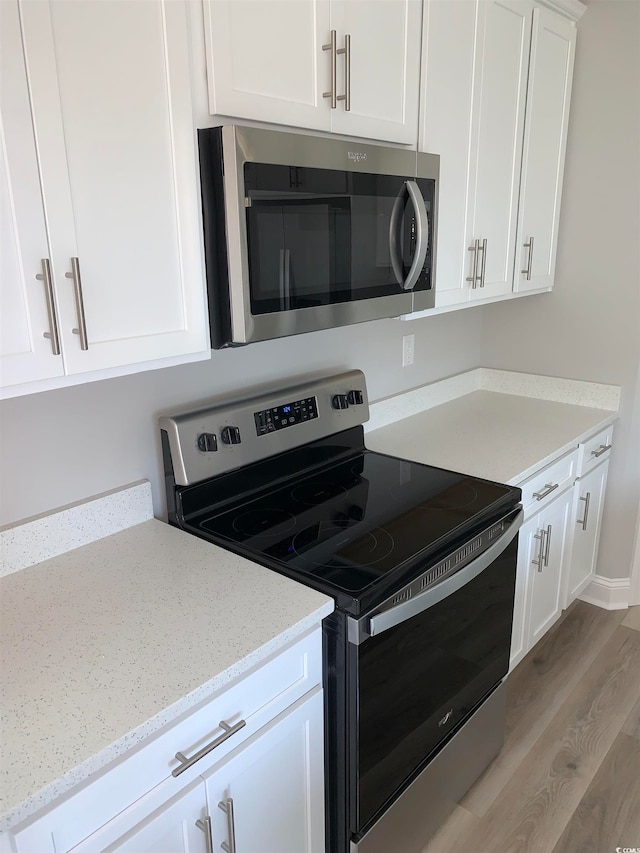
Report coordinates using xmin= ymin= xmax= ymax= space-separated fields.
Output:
xmin=478 ymin=237 xmax=487 ymax=287
xmin=466 ymin=240 xmax=479 ymax=288
xmin=543 ymin=524 xmax=552 ymax=567
xmin=532 ymin=529 xmax=545 ymax=572
xmin=322 ymin=30 xmax=337 ymax=109
xmin=521 ymin=236 xmax=534 ymax=280
xmin=219 ymin=798 xmax=237 ymax=853
xmin=65 ymin=257 xmax=88 ymax=350
xmin=533 ymin=482 xmax=559 ymax=501
xmin=577 ymin=492 xmax=591 ymax=531
xmin=195 ymin=817 xmax=214 ymax=853
xmin=172 ymin=718 xmax=246 ymax=777
xmin=337 ymin=33 xmax=351 ymax=111
xmin=35 ymin=258 xmax=61 ymax=355
xmin=591 ymin=444 xmax=612 ymax=458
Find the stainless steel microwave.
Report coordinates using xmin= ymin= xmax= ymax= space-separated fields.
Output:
xmin=198 ymin=125 xmax=439 ymax=348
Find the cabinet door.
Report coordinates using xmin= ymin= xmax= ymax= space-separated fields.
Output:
xmin=204 ymin=690 xmax=325 ymax=853
xmin=329 ymin=0 xmax=421 ymax=144
xmin=509 ymin=514 xmax=538 ymax=670
xmin=527 ymin=488 xmax=572 ymax=648
xmin=0 ymin=0 xmax=64 ymax=387
xmin=465 ymin=0 xmax=533 ymax=300
xmin=514 ymin=7 xmax=576 ymax=293
xmin=203 ymin=0 xmax=331 ymax=131
xmin=19 ymin=0 xmax=208 ymax=375
xmin=423 ymin=0 xmax=533 ymax=308
xmin=565 ymin=460 xmax=609 ymax=606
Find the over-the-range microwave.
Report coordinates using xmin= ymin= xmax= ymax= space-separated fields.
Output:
xmin=198 ymin=125 xmax=439 ymax=348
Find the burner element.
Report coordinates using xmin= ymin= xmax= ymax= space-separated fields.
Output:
xmin=232 ymin=508 xmax=296 ymax=537
xmin=291 ymin=520 xmax=395 ymax=568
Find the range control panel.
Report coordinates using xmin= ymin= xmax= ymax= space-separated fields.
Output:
xmin=254 ymin=396 xmax=318 ymax=436
xmin=159 ymin=369 xmax=369 ymax=486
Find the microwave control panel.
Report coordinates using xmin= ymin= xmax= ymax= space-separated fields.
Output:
xmin=254 ymin=396 xmax=318 ymax=436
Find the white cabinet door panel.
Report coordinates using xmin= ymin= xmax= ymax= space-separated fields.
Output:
xmin=329 ymin=0 xmax=421 ymax=143
xmin=205 ymin=690 xmax=325 ymax=853
xmin=18 ymin=0 xmax=208 ymax=376
xmin=527 ymin=487 xmax=572 ymax=648
xmin=204 ymin=0 xmax=331 ymax=130
xmin=515 ymin=6 xmax=576 ymax=292
xmin=0 ymin=0 xmax=64 ymax=386
xmin=566 ymin=460 xmax=609 ymax=605
xmin=510 ymin=514 xmax=537 ymax=671
xmin=466 ymin=0 xmax=532 ymax=299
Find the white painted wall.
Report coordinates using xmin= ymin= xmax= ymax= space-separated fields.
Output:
xmin=0 ymin=310 xmax=484 ymax=526
xmin=480 ymin=0 xmax=640 ymax=583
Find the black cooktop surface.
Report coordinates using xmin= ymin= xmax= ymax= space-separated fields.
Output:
xmin=179 ymin=431 xmax=520 ymax=613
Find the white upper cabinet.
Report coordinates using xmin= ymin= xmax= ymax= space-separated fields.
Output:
xmin=1 ymin=0 xmax=209 ymax=397
xmin=0 ymin=0 xmax=64 ymax=387
xmin=514 ymin=7 xmax=576 ymax=293
xmin=203 ymin=0 xmax=421 ymax=144
xmin=204 ymin=0 xmax=331 ymax=131
xmin=328 ymin=0 xmax=422 ymax=144
xmin=420 ymin=0 xmax=582 ymax=310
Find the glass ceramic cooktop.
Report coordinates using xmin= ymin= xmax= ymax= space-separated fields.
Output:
xmin=193 ymin=451 xmax=515 ymax=597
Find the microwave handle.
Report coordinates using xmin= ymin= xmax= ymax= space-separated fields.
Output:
xmin=388 ymin=181 xmax=430 ymax=291
xmin=366 ymin=508 xmax=523 ymax=639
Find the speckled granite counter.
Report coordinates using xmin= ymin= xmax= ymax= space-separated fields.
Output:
xmin=365 ymin=368 xmax=619 ymax=484
xmin=0 ymin=492 xmax=333 ymax=830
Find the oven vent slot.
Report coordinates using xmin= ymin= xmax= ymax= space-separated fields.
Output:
xmin=454 ymin=534 xmax=483 ymax=565
xmin=420 ymin=559 xmax=452 ymax=590
xmin=391 ymin=588 xmax=412 ymax=606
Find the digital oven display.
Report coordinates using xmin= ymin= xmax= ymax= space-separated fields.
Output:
xmin=254 ymin=396 xmax=318 ymax=436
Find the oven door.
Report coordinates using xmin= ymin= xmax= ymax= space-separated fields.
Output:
xmin=346 ymin=507 xmax=522 ymax=846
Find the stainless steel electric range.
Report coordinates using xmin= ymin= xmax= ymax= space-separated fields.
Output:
xmin=160 ymin=370 xmax=523 ymax=853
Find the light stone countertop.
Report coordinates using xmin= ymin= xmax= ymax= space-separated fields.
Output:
xmin=366 ymin=388 xmax=617 ymax=485
xmin=0 ymin=518 xmax=333 ymax=830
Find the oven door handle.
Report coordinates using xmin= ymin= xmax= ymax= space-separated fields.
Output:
xmin=366 ymin=508 xmax=523 ymax=640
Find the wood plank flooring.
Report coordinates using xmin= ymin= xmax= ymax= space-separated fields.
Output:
xmin=423 ymin=603 xmax=640 ymax=853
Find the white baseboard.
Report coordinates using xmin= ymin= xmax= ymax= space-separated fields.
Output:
xmin=578 ymin=575 xmax=631 ymax=610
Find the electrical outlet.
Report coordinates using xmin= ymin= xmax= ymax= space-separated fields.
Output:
xmin=402 ymin=334 xmax=415 ymax=367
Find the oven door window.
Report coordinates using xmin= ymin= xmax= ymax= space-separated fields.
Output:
xmin=244 ymin=163 xmax=434 ymax=316
xmin=354 ymin=536 xmax=517 ymax=834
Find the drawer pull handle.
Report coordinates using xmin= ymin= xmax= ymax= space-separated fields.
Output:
xmin=591 ymin=444 xmax=611 ymax=458
xmin=219 ymin=798 xmax=237 ymax=853
xmin=478 ymin=238 xmax=487 ymax=287
xmin=577 ymin=492 xmax=591 ymax=530
xmin=322 ymin=30 xmax=337 ymax=109
xmin=533 ymin=482 xmax=559 ymax=501
xmin=466 ymin=239 xmax=480 ymax=288
xmin=532 ymin=529 xmax=545 ymax=572
xmin=336 ymin=33 xmax=351 ymax=111
xmin=521 ymin=235 xmax=534 ymax=280
xmin=35 ymin=258 xmax=61 ymax=355
xmin=172 ymin=718 xmax=246 ymax=777
xmin=65 ymin=257 xmax=89 ymax=350
xmin=543 ymin=524 xmax=552 ymax=567
xmin=196 ymin=816 xmax=214 ymax=853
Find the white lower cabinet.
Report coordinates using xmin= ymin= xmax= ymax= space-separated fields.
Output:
xmin=524 ymin=486 xmax=573 ymax=648
xmin=8 ymin=630 xmax=325 ymax=853
xmin=203 ymin=690 xmax=325 ymax=853
xmin=564 ymin=458 xmax=610 ymax=607
xmin=510 ymin=486 xmax=572 ymax=669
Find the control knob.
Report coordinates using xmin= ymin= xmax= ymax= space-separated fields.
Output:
xmin=332 ymin=394 xmax=349 ymax=410
xmin=347 ymin=389 xmax=364 ymax=405
xmin=221 ymin=426 xmax=241 ymax=445
xmin=197 ymin=433 xmax=218 ymax=452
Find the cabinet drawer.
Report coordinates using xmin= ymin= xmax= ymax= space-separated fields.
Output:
xmin=577 ymin=423 xmax=614 ymax=477
xmin=12 ymin=628 xmax=322 ymax=853
xmin=519 ymin=448 xmax=578 ymax=518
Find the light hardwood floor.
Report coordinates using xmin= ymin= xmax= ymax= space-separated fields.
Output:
xmin=423 ymin=602 xmax=640 ymax=853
